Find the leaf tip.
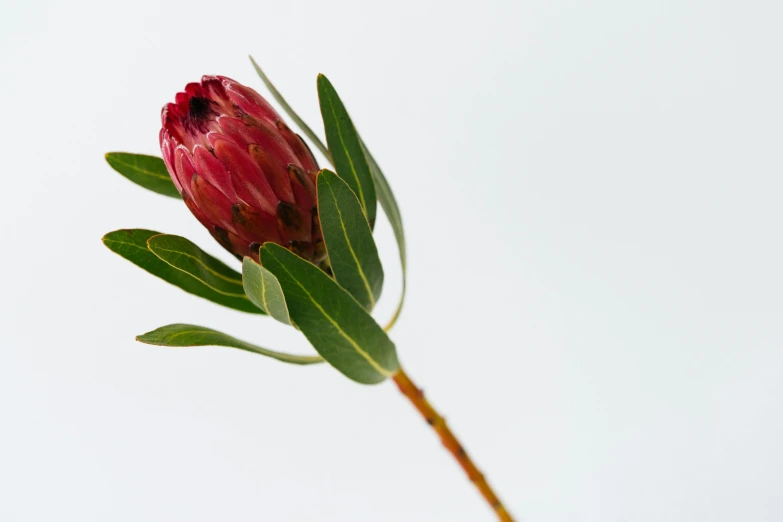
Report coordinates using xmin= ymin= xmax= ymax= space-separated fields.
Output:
xmin=316 ymin=73 xmax=331 ymax=89
xmin=104 ymin=152 xmax=120 ymax=166
xmin=242 ymin=255 xmax=257 ymax=269
xmin=100 ymin=229 xmax=124 ymax=245
xmin=145 ymin=233 xmax=166 ymax=249
xmin=259 ymin=241 xmax=285 ymax=260
xmin=136 ymin=332 xmax=162 ymax=345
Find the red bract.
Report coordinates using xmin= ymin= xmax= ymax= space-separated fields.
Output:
xmin=160 ymin=75 xmax=324 ymax=265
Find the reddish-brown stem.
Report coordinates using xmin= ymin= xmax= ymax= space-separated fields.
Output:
xmin=392 ymin=368 xmax=514 ymax=521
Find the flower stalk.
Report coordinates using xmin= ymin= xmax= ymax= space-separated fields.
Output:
xmin=392 ymin=368 xmax=515 ymax=521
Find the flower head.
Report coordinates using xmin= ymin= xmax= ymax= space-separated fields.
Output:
xmin=160 ymin=76 xmax=324 ymax=264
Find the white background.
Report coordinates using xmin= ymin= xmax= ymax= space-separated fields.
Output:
xmin=1 ymin=1 xmax=782 ymax=520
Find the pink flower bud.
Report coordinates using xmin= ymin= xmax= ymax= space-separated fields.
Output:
xmin=160 ymin=76 xmax=324 ymax=264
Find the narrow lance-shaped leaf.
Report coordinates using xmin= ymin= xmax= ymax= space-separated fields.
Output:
xmin=261 ymin=243 xmax=399 ymax=384
xmin=242 ymin=257 xmax=292 ymax=325
xmin=105 ymin=152 xmax=181 ymax=199
xmin=146 ymin=234 xmax=253 ymax=304
xmin=317 ymin=74 xmax=377 ymax=228
xmin=137 ymin=324 xmax=323 ymax=365
xmin=249 ymin=56 xmax=330 ymax=160
xmin=360 ymin=141 xmax=407 ymax=329
xmin=317 ymin=169 xmax=383 ymax=311
xmin=102 ymin=229 xmax=261 ymax=314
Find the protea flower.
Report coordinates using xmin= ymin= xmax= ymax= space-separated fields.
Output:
xmin=160 ymin=75 xmax=324 ymax=264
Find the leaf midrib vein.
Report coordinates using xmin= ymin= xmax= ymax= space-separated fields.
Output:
xmin=147 ymin=245 xmax=248 ymax=299
xmin=270 ymin=251 xmax=392 ymax=376
xmin=150 ymin=244 xmax=244 ymax=286
xmin=327 ymin=96 xmax=368 ymax=213
xmin=326 ymin=179 xmax=376 ymax=308
xmin=112 ymin=156 xmax=171 ymax=181
xmin=146 ymin=329 xmax=322 ymax=363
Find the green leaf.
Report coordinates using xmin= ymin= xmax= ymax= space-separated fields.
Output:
xmin=102 ymin=229 xmax=261 ymax=314
xmin=317 ymin=169 xmax=383 ymax=311
xmin=261 ymin=243 xmax=399 ymax=384
xmin=242 ymin=257 xmax=292 ymax=325
xmin=249 ymin=56 xmax=330 ymax=160
xmin=317 ymin=74 xmax=377 ymax=228
xmin=137 ymin=324 xmax=323 ymax=365
xmin=105 ymin=152 xmax=181 ymax=199
xmin=145 ymin=234 xmax=254 ymax=306
xmin=361 ymin=141 xmax=407 ymax=330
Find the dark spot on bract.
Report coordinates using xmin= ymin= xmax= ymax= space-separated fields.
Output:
xmin=287 ymin=164 xmax=307 ymax=184
xmin=212 ymin=226 xmax=232 ymax=250
xmin=231 ymin=204 xmax=246 ymax=225
xmin=277 ymin=201 xmax=302 ymax=229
